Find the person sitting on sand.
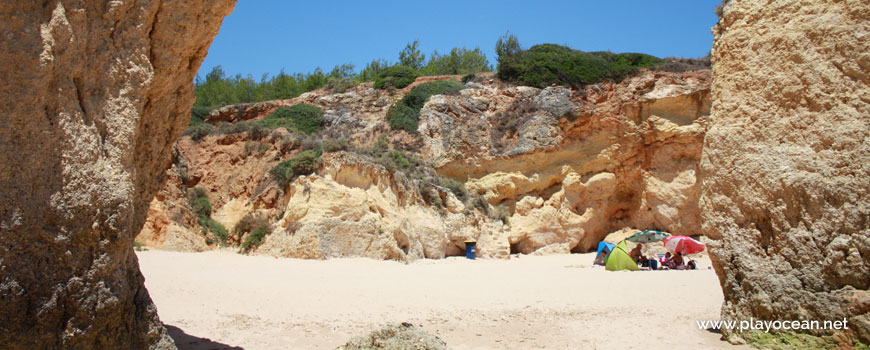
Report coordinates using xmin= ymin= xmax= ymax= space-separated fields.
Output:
xmin=660 ymin=252 xmax=671 ymax=270
xmin=629 ymin=243 xmax=645 ymax=263
xmin=667 ymin=252 xmax=685 ymax=270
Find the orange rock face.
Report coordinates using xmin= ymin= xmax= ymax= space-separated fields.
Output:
xmin=142 ymin=69 xmax=712 ymax=260
xmin=702 ymin=0 xmax=870 ymax=343
xmin=0 ymin=1 xmax=235 ymax=348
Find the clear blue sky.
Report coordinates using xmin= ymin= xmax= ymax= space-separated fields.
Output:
xmin=199 ymin=0 xmax=721 ymax=79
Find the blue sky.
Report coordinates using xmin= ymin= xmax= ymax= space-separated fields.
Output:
xmin=199 ymin=0 xmax=721 ymax=79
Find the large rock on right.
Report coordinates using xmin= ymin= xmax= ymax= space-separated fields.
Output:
xmin=701 ymin=0 xmax=870 ymax=342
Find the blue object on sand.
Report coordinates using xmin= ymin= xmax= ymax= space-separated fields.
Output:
xmin=465 ymin=241 xmax=476 ymax=260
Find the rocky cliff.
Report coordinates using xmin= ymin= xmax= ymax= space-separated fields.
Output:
xmin=422 ymin=71 xmax=711 ymax=253
xmin=702 ymin=0 xmax=870 ymax=343
xmin=0 ymin=1 xmax=234 ymax=349
xmin=141 ymin=69 xmax=712 ymax=260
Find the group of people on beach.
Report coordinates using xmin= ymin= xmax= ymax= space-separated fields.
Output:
xmin=629 ymin=243 xmax=695 ymax=270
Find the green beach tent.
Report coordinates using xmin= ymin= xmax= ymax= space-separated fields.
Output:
xmin=605 ymin=241 xmax=640 ymax=271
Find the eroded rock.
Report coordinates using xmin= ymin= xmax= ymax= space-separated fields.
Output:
xmin=336 ymin=323 xmax=449 ymax=350
xmin=702 ymin=0 xmax=870 ymax=342
xmin=142 ymin=70 xmax=712 ymax=258
xmin=258 ymin=152 xmax=509 ymax=260
xmin=0 ymin=1 xmax=234 ymax=348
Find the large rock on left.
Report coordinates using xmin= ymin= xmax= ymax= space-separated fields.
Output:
xmin=0 ymin=1 xmax=234 ymax=349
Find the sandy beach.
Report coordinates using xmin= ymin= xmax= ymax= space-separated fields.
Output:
xmin=138 ymin=250 xmax=747 ymax=350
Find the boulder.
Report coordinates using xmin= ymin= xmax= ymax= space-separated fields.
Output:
xmin=701 ymin=0 xmax=870 ymax=342
xmin=0 ymin=1 xmax=234 ymax=348
xmin=336 ymin=323 xmax=449 ymax=350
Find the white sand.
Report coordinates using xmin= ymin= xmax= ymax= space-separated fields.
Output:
xmin=138 ymin=250 xmax=747 ymax=350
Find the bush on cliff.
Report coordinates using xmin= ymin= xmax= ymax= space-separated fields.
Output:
xmin=233 ymin=213 xmax=272 ymax=252
xmin=190 ymin=106 xmax=213 ymax=127
xmin=373 ymin=65 xmax=418 ymax=90
xmin=269 ymin=149 xmax=322 ymax=188
xmin=184 ymin=123 xmax=215 ymax=142
xmin=496 ymin=40 xmax=663 ymax=88
xmin=419 ymin=47 xmax=492 ymax=76
xmin=241 ymin=226 xmax=269 ymax=253
xmin=187 ymin=187 xmax=228 ymax=245
xmin=386 ymin=80 xmax=464 ymax=132
xmin=439 ymin=177 xmax=467 ymax=202
xmin=259 ymin=104 xmax=324 ymax=134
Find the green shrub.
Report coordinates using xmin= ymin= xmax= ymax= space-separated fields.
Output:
xmin=260 ymin=104 xmax=324 ymax=134
xmin=187 ymin=187 xmax=229 ymax=245
xmin=269 ymin=149 xmax=322 ymax=187
xmin=233 ymin=213 xmax=271 ymax=249
xmin=326 ymin=78 xmax=357 ymax=93
xmin=373 ymin=149 xmax=419 ymax=173
xmin=233 ymin=214 xmax=256 ymax=237
xmin=420 ymin=47 xmax=492 ymax=76
xmin=440 ymin=177 xmax=467 ymax=201
xmin=461 ymin=73 xmax=476 ymax=83
xmin=291 ymin=149 xmax=321 ymax=175
xmin=497 ymin=43 xmax=663 ymax=88
xmin=217 ymin=121 xmax=250 ymax=135
xmin=247 ymin=124 xmax=270 ymax=140
xmin=385 ymin=150 xmax=418 ymax=170
xmin=404 ymin=80 xmax=465 ymax=109
xmin=199 ymin=217 xmax=228 ymax=244
xmin=359 ymin=59 xmax=390 ymax=82
xmin=240 ymin=226 xmax=269 ymax=253
xmin=385 ymin=103 xmax=418 ymax=132
xmin=191 ymin=197 xmax=212 ymax=218
xmin=255 ymin=114 xmax=295 ymax=130
xmin=387 ymin=80 xmax=464 ymax=132
xmin=373 ymin=65 xmax=417 ymax=90
xmin=190 ymin=106 xmax=212 ymax=127
xmin=243 ymin=141 xmax=270 ymax=158
xmin=374 ymin=134 xmax=389 ymax=152
xmin=358 ymin=134 xmax=390 ymax=159
xmin=322 ymin=138 xmax=349 ymax=153
xmin=183 ymin=123 xmax=215 ymax=142
xmin=188 ymin=187 xmax=212 ymax=218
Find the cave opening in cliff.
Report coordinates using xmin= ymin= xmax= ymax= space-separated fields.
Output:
xmin=445 ymin=241 xmax=466 ymax=257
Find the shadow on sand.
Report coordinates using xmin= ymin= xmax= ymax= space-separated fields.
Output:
xmin=166 ymin=325 xmax=244 ymax=350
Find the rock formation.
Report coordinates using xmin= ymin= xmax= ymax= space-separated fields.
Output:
xmin=702 ymin=0 xmax=870 ymax=342
xmin=422 ymin=71 xmax=711 ymax=253
xmin=0 ymin=1 xmax=234 ymax=349
xmin=141 ymin=69 xmax=712 ymax=259
xmin=259 ymin=151 xmax=509 ymax=260
xmin=336 ymin=323 xmax=449 ymax=350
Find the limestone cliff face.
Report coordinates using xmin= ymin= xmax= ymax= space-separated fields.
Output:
xmin=260 ymin=152 xmax=509 ymax=260
xmin=0 ymin=1 xmax=234 ymax=349
xmin=421 ymin=71 xmax=711 ymax=252
xmin=702 ymin=0 xmax=870 ymax=342
xmin=142 ymin=70 xmax=711 ymax=259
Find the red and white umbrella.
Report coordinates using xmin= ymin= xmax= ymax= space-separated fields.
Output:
xmin=663 ymin=235 xmax=705 ymax=255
